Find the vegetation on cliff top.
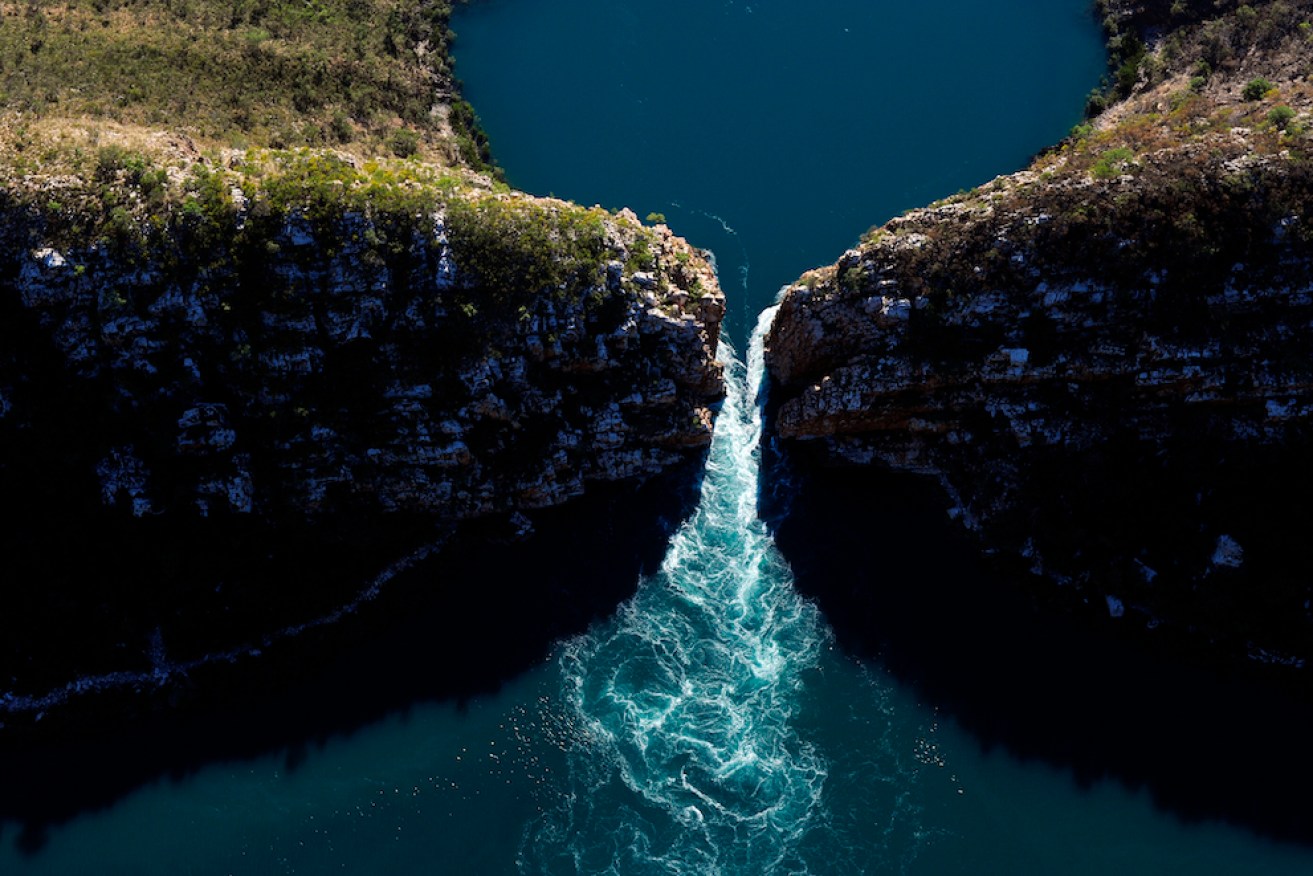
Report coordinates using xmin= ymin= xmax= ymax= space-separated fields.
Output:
xmin=772 ymin=0 xmax=1313 ymax=675
xmin=835 ymin=0 xmax=1313 ymax=321
xmin=0 ymin=0 xmax=703 ymax=338
xmin=0 ymin=4 xmax=727 ymax=713
xmin=0 ymin=0 xmax=494 ymax=167
xmin=0 ymin=143 xmax=690 ymax=336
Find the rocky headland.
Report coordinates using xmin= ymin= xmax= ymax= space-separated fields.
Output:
xmin=0 ymin=1 xmax=723 ymax=728
xmin=766 ymin=0 xmax=1313 ymax=677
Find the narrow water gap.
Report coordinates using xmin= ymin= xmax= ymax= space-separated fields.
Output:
xmin=452 ymin=0 xmax=1313 ymax=871
xmin=6 ymin=2 xmax=1313 ymax=873
xmin=520 ymin=310 xmax=837 ymax=871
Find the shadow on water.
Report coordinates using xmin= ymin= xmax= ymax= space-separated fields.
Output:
xmin=762 ymin=442 xmax=1313 ymax=848
xmin=0 ymin=458 xmax=703 ymax=853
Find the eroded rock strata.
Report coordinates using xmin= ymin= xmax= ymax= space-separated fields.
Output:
xmin=766 ymin=0 xmax=1313 ymax=673
xmin=0 ymin=150 xmax=723 ymax=723
xmin=0 ymin=0 xmax=731 ymax=725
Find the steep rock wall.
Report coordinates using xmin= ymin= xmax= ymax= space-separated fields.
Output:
xmin=766 ymin=0 xmax=1313 ymax=672
xmin=0 ymin=152 xmax=724 ymax=718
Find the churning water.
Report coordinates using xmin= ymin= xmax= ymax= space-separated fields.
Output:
xmin=9 ymin=331 xmax=1308 ymax=874
xmin=520 ymin=311 xmax=832 ymax=873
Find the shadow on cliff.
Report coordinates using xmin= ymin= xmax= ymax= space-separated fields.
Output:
xmin=763 ymin=443 xmax=1313 ymax=848
xmin=0 ymin=458 xmax=703 ymax=853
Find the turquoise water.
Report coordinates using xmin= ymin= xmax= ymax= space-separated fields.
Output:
xmin=519 ymin=316 xmax=830 ymax=872
xmin=6 ymin=327 xmax=1313 ymax=874
xmin=5 ymin=1 xmax=1313 ymax=873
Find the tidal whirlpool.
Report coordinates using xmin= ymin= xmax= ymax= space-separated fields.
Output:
xmin=521 ymin=308 xmax=830 ymax=874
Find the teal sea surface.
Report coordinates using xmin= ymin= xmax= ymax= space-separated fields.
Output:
xmin=454 ymin=0 xmax=1109 ymax=328
xmin=5 ymin=1 xmax=1313 ymax=873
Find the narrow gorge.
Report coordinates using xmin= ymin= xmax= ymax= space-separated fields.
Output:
xmin=3 ymin=0 xmax=1313 ymax=873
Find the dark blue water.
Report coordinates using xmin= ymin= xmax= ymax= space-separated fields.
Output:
xmin=453 ymin=0 xmax=1108 ymax=333
xmin=5 ymin=1 xmax=1313 ymax=873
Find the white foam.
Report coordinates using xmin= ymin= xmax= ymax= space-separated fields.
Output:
xmin=522 ymin=309 xmax=829 ymax=873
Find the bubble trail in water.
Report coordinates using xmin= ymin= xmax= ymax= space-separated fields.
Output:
xmin=668 ymin=201 xmax=751 ymax=297
xmin=520 ymin=307 xmax=831 ymax=875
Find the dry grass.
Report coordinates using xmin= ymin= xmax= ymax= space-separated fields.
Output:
xmin=0 ymin=0 xmax=486 ymax=166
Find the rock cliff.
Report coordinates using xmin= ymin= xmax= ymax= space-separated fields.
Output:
xmin=4 ymin=153 xmax=723 ymax=523
xmin=766 ymin=0 xmax=1313 ymax=672
xmin=0 ymin=0 xmax=725 ymax=722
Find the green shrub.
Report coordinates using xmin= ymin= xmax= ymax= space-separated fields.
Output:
xmin=447 ymin=100 xmax=496 ymax=175
xmin=445 ymin=197 xmax=566 ymax=302
xmin=1091 ymin=147 xmax=1136 ymax=180
xmin=1085 ymin=88 xmax=1109 ymax=118
xmin=1268 ymin=105 xmax=1296 ymax=130
xmin=330 ymin=112 xmax=354 ymax=144
xmin=95 ymin=145 xmax=150 ymax=185
xmin=1243 ymin=77 xmax=1274 ymax=100
xmin=1112 ymin=33 xmax=1147 ymax=97
xmin=387 ymin=128 xmax=420 ymax=158
xmin=1116 ymin=57 xmax=1143 ymax=95
xmin=1169 ymin=89 xmax=1194 ymax=111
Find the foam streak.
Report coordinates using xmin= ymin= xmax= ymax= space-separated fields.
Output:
xmin=521 ymin=308 xmax=829 ymax=875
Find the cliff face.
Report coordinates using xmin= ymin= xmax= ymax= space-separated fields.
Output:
xmin=3 ymin=161 xmax=722 ymax=523
xmin=0 ymin=149 xmax=723 ymax=719
xmin=766 ymin=0 xmax=1313 ymax=670
xmin=0 ymin=0 xmax=730 ymax=723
